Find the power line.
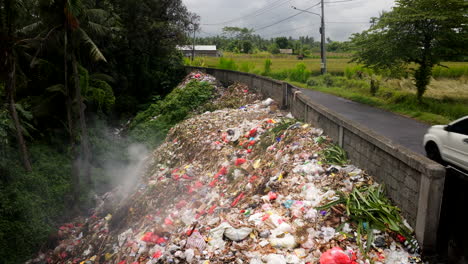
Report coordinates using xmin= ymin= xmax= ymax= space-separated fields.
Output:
xmin=253 ymin=1 xmax=321 ymax=32
xmin=263 ymin=24 xmax=315 ymax=37
xmin=326 ymin=21 xmax=370 ymax=24
xmin=324 ymin=0 xmax=356 ymax=3
xmin=202 ymin=0 xmax=290 ymax=26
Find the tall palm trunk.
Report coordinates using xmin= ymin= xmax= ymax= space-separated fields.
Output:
xmin=6 ymin=55 xmax=32 ymax=172
xmin=65 ymin=29 xmax=81 ymax=204
xmin=72 ymin=53 xmax=92 ymax=186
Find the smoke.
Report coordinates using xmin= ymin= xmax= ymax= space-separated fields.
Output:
xmin=111 ymin=143 xmax=150 ymax=195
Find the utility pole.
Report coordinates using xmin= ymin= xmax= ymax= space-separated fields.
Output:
xmin=292 ymin=5 xmax=327 ymax=74
xmin=320 ymin=0 xmax=327 ymax=74
xmin=191 ymin=27 xmax=196 ymax=62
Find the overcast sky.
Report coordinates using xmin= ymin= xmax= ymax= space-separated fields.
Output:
xmin=182 ymin=0 xmax=395 ymax=41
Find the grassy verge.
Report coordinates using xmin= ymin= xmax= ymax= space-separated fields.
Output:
xmin=289 ymin=76 xmax=468 ymax=125
xmin=185 ymin=56 xmax=468 ymax=124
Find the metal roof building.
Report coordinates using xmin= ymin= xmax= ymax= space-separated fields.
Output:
xmin=177 ymin=45 xmax=221 ymax=57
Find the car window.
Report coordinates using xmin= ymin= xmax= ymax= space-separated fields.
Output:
xmin=450 ymin=118 xmax=468 ymax=135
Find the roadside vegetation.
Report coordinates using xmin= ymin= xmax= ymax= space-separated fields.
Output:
xmin=187 ymin=55 xmax=468 ymax=124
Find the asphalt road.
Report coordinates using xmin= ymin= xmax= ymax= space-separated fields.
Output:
xmin=299 ymin=88 xmax=431 ymax=155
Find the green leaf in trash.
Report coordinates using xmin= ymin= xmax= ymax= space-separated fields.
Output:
xmin=320 ymin=144 xmax=348 ymax=165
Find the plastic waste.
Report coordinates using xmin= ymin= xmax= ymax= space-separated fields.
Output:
xmin=186 ymin=231 xmax=206 ymax=251
xmin=319 ymin=247 xmax=352 ymax=264
xmin=321 ymin=226 xmax=336 ymax=242
xmin=264 ymin=254 xmax=287 ymax=264
xmin=185 ymin=248 xmax=195 ymax=263
xmin=224 ymin=226 xmax=252 ymax=241
xmin=262 ymin=98 xmax=275 ymax=107
xmin=269 ymin=233 xmax=297 ymax=249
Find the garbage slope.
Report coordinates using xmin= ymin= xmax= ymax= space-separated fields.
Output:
xmin=29 ymin=72 xmax=421 ymax=264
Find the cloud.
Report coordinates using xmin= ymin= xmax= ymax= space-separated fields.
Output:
xmin=182 ymin=0 xmax=395 ymax=41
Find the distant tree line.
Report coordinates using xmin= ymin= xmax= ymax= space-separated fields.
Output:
xmin=194 ymin=27 xmax=352 ymax=55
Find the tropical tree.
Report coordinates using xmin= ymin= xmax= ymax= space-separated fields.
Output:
xmin=36 ymin=0 xmax=109 ymax=200
xmin=351 ymin=0 xmax=468 ymax=101
xmin=0 ymin=0 xmax=34 ymax=172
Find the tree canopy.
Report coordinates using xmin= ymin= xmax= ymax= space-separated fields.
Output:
xmin=0 ymin=0 xmax=196 ymax=262
xmin=351 ymin=0 xmax=468 ymax=100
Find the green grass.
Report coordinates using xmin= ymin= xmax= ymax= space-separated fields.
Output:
xmin=290 ymin=76 xmax=468 ymax=124
xmin=185 ymin=53 xmax=468 ymax=124
xmin=192 ymin=53 xmax=468 ymax=78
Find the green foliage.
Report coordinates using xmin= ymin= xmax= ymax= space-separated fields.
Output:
xmin=318 ymin=185 xmax=414 ymax=256
xmin=267 ymin=43 xmax=280 ymax=54
xmin=239 ymin=62 xmax=255 ymax=73
xmin=370 ymin=77 xmax=380 ymax=96
xmin=351 ymin=0 xmax=468 ymax=100
xmin=432 ymin=65 xmax=468 ymax=78
xmin=184 ymin=57 xmax=206 ymax=67
xmin=0 ymin=144 xmax=72 ymax=263
xmin=129 ymin=80 xmax=215 ymax=147
xmin=275 ymin=37 xmax=290 ymax=49
xmin=287 ymin=63 xmax=311 ymax=83
xmin=322 ymin=73 xmax=334 ymax=87
xmin=218 ymin=57 xmax=238 ymax=71
xmin=320 ymin=144 xmax=348 ymax=165
xmin=242 ymin=41 xmax=253 ymax=54
xmin=262 ymin=59 xmax=272 ymax=76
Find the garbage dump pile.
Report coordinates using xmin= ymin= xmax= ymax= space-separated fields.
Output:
xmin=30 ymin=72 xmax=423 ymax=264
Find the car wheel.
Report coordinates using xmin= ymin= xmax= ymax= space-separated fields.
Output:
xmin=426 ymin=142 xmax=443 ymax=163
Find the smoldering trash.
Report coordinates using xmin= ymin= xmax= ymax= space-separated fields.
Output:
xmin=29 ymin=71 xmax=423 ymax=264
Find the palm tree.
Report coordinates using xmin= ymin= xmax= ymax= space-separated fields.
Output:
xmin=0 ymin=0 xmax=33 ymax=172
xmin=37 ymin=0 xmax=108 ymax=200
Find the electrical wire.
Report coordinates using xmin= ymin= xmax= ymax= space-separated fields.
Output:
xmin=253 ymin=1 xmax=321 ymax=32
xmin=202 ymin=0 xmax=290 ymax=26
xmin=263 ymin=24 xmax=314 ymax=37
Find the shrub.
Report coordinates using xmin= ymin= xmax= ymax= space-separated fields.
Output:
xmin=370 ymin=77 xmax=380 ymax=96
xmin=288 ymin=63 xmax=311 ymax=83
xmin=240 ymin=62 xmax=255 ymax=73
xmin=218 ymin=58 xmax=238 ymax=71
xmin=129 ymin=80 xmax=215 ymax=147
xmin=307 ymin=78 xmax=318 ymax=87
xmin=323 ymin=73 xmax=334 ymax=87
xmin=263 ymin=59 xmax=272 ymax=76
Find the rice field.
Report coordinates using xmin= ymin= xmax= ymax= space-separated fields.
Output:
xmin=195 ymin=52 xmax=468 ymax=78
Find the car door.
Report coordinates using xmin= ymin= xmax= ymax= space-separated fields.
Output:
xmin=445 ymin=118 xmax=468 ymax=169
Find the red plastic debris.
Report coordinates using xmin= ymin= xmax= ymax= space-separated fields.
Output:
xmin=249 ymin=175 xmax=258 ymax=183
xmin=248 ymin=128 xmax=257 ymax=137
xmin=208 ymin=179 xmax=218 ymax=187
xmin=397 ymin=234 xmax=406 ymax=243
xmin=208 ymin=204 xmax=217 ymax=214
xmin=319 ymin=247 xmax=352 ymax=264
xmin=261 ymin=214 xmax=270 ymax=221
xmin=235 ymin=158 xmax=247 ymax=166
xmin=142 ymin=232 xmax=160 ymax=243
xmin=186 ymin=229 xmax=198 ymax=236
xmin=218 ymin=167 xmax=227 ymax=175
xmin=231 ymin=192 xmax=245 ymax=207
xmin=268 ymin=191 xmax=278 ymax=200
xmin=118 ymin=261 xmax=126 ymax=264
xmin=176 ymin=200 xmax=187 ymax=209
xmin=164 ymin=218 xmax=173 ymax=226
xmin=182 ymin=174 xmax=192 ymax=180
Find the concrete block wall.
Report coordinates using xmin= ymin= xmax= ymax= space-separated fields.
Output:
xmin=186 ymin=67 xmax=446 ymax=253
